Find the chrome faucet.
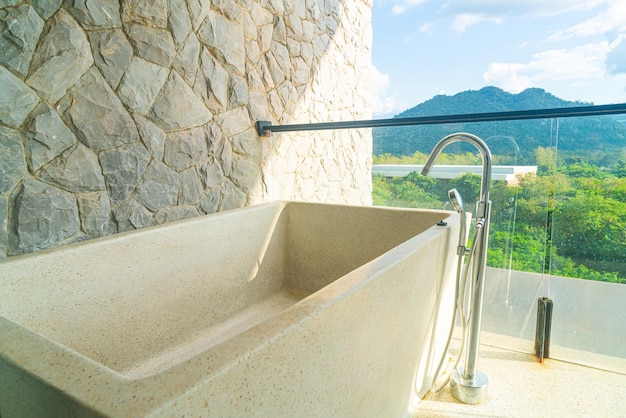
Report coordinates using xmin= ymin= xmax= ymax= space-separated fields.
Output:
xmin=422 ymin=132 xmax=492 ymax=404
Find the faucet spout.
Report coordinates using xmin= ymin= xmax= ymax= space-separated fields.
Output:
xmin=423 ymin=132 xmax=493 ymax=404
xmin=421 ymin=133 xmax=492 ymax=217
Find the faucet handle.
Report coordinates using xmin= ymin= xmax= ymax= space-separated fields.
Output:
xmin=476 ymin=200 xmax=491 ymax=218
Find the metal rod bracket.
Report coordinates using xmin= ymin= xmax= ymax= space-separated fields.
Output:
xmin=256 ymin=121 xmax=272 ymax=137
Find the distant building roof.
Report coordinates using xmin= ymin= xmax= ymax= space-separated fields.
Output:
xmin=373 ymin=165 xmax=537 ymax=185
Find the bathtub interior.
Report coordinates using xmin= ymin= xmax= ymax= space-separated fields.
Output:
xmin=0 ymin=202 xmax=451 ymax=377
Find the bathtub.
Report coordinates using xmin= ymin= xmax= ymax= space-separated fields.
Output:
xmin=0 ymin=201 xmax=459 ymax=417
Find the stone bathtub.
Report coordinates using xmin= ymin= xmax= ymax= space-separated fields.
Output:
xmin=0 ymin=201 xmax=459 ymax=417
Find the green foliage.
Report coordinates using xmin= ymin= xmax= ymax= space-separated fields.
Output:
xmin=610 ymin=160 xmax=626 ymax=177
xmin=372 ymin=151 xmax=481 ymax=166
xmin=558 ymin=160 xmax=608 ymax=179
xmin=372 ymin=175 xmax=393 ymax=207
xmin=602 ymin=177 xmax=626 ymax=201
xmin=372 ymin=174 xmax=442 ymax=209
xmin=448 ymin=174 xmax=481 ymax=206
xmin=534 ymin=147 xmax=557 ymax=175
xmin=373 ymin=151 xmax=428 ymax=165
xmin=372 ymin=86 xmax=626 ymax=284
xmin=373 ymin=87 xmax=626 ymax=164
xmin=488 ymin=225 xmax=548 ymax=273
xmin=373 ymin=151 xmax=626 ymax=284
xmin=552 ymin=193 xmax=626 ymax=262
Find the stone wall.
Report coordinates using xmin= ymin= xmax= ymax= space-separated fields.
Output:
xmin=0 ymin=0 xmax=372 ymax=259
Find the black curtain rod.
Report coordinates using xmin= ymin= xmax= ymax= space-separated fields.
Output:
xmin=256 ymin=102 xmax=626 ymax=137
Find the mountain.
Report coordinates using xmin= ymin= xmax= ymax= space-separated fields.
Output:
xmin=373 ymin=87 xmax=626 ymax=164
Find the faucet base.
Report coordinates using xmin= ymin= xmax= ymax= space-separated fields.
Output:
xmin=450 ymin=367 xmax=489 ymax=405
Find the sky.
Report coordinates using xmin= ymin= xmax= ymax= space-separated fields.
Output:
xmin=371 ymin=0 xmax=626 ymax=116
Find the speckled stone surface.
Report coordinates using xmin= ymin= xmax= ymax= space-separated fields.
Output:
xmin=418 ymin=343 xmax=626 ymax=417
xmin=0 ymin=202 xmax=460 ymax=417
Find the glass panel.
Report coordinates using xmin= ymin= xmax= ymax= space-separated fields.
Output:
xmin=480 ymin=120 xmax=556 ymax=353
xmin=545 ymin=115 xmax=626 ymax=372
xmin=372 ymin=114 xmax=626 ymax=373
xmin=547 ymin=276 xmax=626 ymax=372
xmin=373 ymin=121 xmax=552 ymax=353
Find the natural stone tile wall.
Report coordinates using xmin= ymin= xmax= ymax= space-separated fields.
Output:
xmin=0 ymin=0 xmax=372 ymax=259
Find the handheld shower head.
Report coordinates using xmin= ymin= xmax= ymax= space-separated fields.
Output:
xmin=448 ymin=188 xmax=469 ymax=257
xmin=448 ymin=188 xmax=464 ymax=213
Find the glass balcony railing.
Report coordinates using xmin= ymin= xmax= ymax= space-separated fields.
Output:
xmin=371 ymin=114 xmax=626 ymax=374
xmin=257 ymin=104 xmax=626 ymax=374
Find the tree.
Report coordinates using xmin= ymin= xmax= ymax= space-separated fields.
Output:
xmin=448 ymin=173 xmax=481 ymax=206
xmin=534 ymin=146 xmax=557 ymax=175
xmin=372 ymin=151 xmax=626 ymax=283
xmin=610 ymin=160 xmax=626 ymax=177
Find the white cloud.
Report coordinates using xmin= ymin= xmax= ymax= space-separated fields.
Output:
xmin=392 ymin=4 xmax=406 ymax=15
xmin=451 ymin=13 xmax=502 ymax=32
xmin=370 ymin=66 xmax=409 ymax=117
xmin=531 ymin=44 xmax=609 ymax=79
xmin=483 ymin=42 xmax=612 ymax=92
xmin=372 ymin=66 xmax=391 ymax=94
xmin=606 ymin=35 xmax=626 ymax=75
xmin=419 ymin=22 xmax=435 ymax=33
xmin=483 ymin=63 xmax=533 ymax=93
xmin=440 ymin=0 xmax=604 ymax=19
xmin=548 ymin=0 xmax=626 ymax=41
xmin=439 ymin=0 xmax=606 ymax=33
xmin=390 ymin=0 xmax=430 ymax=15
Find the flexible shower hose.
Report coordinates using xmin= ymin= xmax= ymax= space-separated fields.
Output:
xmin=429 ymin=220 xmax=485 ymax=394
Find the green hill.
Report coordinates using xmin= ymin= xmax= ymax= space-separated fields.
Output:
xmin=373 ymin=87 xmax=626 ymax=164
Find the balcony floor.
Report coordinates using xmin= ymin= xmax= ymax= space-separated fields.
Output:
xmin=418 ymin=343 xmax=626 ymax=417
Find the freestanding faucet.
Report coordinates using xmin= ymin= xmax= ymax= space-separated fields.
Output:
xmin=422 ymin=132 xmax=492 ymax=404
